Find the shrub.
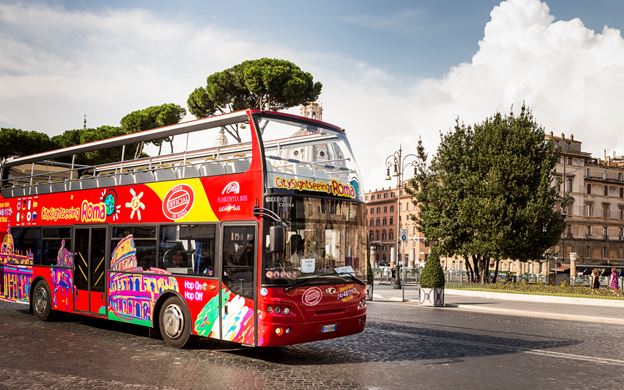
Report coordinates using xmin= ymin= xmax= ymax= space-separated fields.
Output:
xmin=420 ymin=246 xmax=445 ymax=288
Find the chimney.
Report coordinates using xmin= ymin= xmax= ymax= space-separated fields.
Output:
xmin=561 ymin=132 xmax=565 ymax=139
xmin=570 ymin=134 xmax=574 ymax=141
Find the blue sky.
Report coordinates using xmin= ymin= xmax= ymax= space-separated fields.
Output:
xmin=48 ymin=0 xmax=624 ymax=78
xmin=3 ymin=0 xmax=624 ymax=189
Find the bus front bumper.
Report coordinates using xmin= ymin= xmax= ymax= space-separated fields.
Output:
xmin=257 ymin=311 xmax=366 ymax=347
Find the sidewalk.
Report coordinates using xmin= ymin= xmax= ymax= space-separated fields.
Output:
xmin=371 ymin=284 xmax=624 ymax=325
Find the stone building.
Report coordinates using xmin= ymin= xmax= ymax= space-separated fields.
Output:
xmin=365 ymin=187 xmax=397 ymax=266
xmin=548 ymin=132 xmax=624 ymax=270
xmin=365 ymin=186 xmax=429 ymax=268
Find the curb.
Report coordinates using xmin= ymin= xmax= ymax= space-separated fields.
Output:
xmin=447 ymin=303 xmax=624 ymax=325
xmin=446 ymin=289 xmax=624 ymax=308
xmin=371 ymin=291 xmax=624 ymax=325
xmin=372 ymin=293 xmax=417 ymax=303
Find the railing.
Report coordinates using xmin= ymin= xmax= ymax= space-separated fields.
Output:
xmin=1 ymin=147 xmax=253 ymax=198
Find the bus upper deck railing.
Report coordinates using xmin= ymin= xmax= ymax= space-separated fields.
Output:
xmin=1 ymin=134 xmax=258 ymax=197
xmin=0 ymin=114 xmax=352 ymax=197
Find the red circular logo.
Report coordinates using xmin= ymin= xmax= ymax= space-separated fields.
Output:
xmin=162 ymin=184 xmax=195 ymax=220
xmin=302 ymin=287 xmax=323 ymax=306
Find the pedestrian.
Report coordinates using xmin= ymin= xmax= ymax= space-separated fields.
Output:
xmin=609 ymin=267 xmax=619 ymax=290
xmin=591 ymin=269 xmax=600 ymax=289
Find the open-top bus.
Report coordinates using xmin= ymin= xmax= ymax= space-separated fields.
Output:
xmin=0 ymin=109 xmax=367 ymax=347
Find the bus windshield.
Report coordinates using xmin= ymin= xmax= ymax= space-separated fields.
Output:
xmin=262 ymin=195 xmax=367 ymax=286
xmin=255 ymin=114 xmax=364 ymax=202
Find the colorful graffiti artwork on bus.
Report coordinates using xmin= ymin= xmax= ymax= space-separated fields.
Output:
xmin=108 ymin=235 xmax=179 ymax=326
xmin=0 ymin=227 xmax=33 ymax=303
xmin=51 ymin=239 xmax=73 ymax=311
xmin=194 ymin=292 xmax=222 ymax=337
xmin=194 ymin=287 xmax=254 ymax=344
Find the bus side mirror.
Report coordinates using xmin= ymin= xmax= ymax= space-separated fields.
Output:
xmin=269 ymin=226 xmax=285 ymax=253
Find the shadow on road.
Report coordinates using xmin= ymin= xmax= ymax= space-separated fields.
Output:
xmin=220 ymin=319 xmax=581 ymax=366
xmin=8 ymin=301 xmax=580 ymax=367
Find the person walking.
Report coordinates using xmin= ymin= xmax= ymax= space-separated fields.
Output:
xmin=609 ymin=267 xmax=619 ymax=290
xmin=591 ymin=269 xmax=600 ymax=289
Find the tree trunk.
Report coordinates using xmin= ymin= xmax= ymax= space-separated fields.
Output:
xmin=492 ymin=259 xmax=500 ymax=283
xmin=479 ymin=257 xmax=488 ymax=284
xmin=464 ymin=257 xmax=474 ymax=282
xmin=472 ymin=255 xmax=480 ymax=283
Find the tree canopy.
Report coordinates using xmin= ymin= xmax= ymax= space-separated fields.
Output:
xmin=187 ymin=58 xmax=322 ymax=141
xmin=0 ymin=128 xmax=53 ymax=160
xmin=120 ymin=103 xmax=186 ymax=157
xmin=120 ymin=103 xmax=186 ymax=134
xmin=406 ymin=105 xmax=566 ymax=283
xmin=50 ymin=125 xmax=132 ymax=166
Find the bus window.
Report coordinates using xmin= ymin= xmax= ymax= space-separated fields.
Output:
xmin=42 ymin=227 xmax=72 ymax=266
xmin=9 ymin=227 xmax=40 ymax=265
xmin=111 ymin=226 xmax=157 ymax=270
xmin=159 ymin=224 xmax=216 ymax=276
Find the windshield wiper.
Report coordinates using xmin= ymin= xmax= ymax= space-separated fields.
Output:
xmin=285 ymin=274 xmax=343 ymax=290
xmin=334 ymin=272 xmax=366 ymax=286
xmin=284 ymin=271 xmax=366 ymax=291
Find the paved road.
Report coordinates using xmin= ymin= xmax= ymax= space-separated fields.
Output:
xmin=1 ymin=300 xmax=623 ymax=390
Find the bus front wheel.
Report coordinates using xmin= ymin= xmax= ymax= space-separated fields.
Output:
xmin=32 ymin=281 xmax=52 ymax=321
xmin=159 ymin=296 xmax=192 ymax=348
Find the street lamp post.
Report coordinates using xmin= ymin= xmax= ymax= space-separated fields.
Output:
xmin=385 ymin=145 xmax=418 ymax=289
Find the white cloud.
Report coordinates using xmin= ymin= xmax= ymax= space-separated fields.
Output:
xmin=403 ymin=0 xmax=624 ymax=183
xmin=0 ymin=3 xmax=262 ymax=131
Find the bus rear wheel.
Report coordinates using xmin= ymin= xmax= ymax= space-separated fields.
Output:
xmin=32 ymin=281 xmax=52 ymax=321
xmin=159 ymin=296 xmax=192 ymax=348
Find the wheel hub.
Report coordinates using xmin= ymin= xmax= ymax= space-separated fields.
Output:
xmin=34 ymin=286 xmax=48 ymax=314
xmin=162 ymin=304 xmax=184 ymax=339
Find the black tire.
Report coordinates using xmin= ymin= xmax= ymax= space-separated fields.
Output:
xmin=32 ymin=281 xmax=52 ymax=321
xmin=159 ymin=296 xmax=192 ymax=348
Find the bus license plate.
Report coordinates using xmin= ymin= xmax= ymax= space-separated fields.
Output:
xmin=321 ymin=324 xmax=336 ymax=333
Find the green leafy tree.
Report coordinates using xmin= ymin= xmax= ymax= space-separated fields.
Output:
xmin=51 ymin=126 xmax=137 ymax=166
xmin=120 ymin=103 xmax=186 ymax=157
xmin=0 ymin=128 xmax=53 ymax=159
xmin=406 ymin=105 xmax=565 ymax=284
xmin=187 ymin=58 xmax=322 ymax=141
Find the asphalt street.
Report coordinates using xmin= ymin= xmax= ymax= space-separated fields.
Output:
xmin=1 ymin=299 xmax=623 ymax=390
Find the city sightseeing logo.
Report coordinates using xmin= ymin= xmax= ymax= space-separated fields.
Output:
xmin=274 ymin=177 xmax=356 ymax=199
xmin=222 ymin=181 xmax=240 ymax=195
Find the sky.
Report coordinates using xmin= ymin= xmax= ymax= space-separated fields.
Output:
xmin=2 ymin=0 xmax=624 ymax=191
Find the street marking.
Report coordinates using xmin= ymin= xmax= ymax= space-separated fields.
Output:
xmin=367 ymin=328 xmax=624 ymax=367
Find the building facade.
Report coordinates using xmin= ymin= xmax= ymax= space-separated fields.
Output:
xmin=365 ymin=186 xmax=429 ymax=268
xmin=548 ymin=132 xmax=624 ymax=269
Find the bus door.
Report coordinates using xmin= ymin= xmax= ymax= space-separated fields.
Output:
xmin=73 ymin=227 xmax=108 ymax=315
xmin=219 ymin=223 xmax=257 ymax=346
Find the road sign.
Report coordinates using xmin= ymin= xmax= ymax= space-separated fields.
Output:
xmin=400 ymin=228 xmax=408 ymax=242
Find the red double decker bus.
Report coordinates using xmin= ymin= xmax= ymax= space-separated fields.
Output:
xmin=0 ymin=110 xmax=367 ymax=347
